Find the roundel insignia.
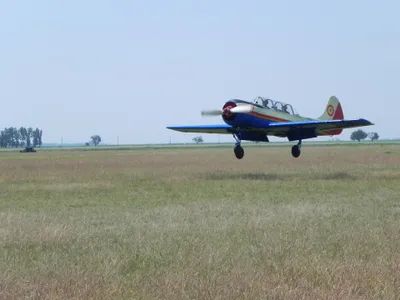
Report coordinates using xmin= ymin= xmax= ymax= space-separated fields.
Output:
xmin=327 ymin=105 xmax=334 ymax=116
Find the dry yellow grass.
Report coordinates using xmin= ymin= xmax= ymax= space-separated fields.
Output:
xmin=0 ymin=144 xmax=399 ymax=299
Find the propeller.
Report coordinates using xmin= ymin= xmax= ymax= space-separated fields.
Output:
xmin=201 ymin=109 xmax=223 ymax=116
xmin=201 ymin=105 xmax=253 ymax=117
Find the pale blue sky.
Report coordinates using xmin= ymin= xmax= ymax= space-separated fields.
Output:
xmin=0 ymin=0 xmax=398 ymax=144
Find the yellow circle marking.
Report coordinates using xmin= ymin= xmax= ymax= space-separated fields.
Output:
xmin=327 ymin=105 xmax=334 ymax=116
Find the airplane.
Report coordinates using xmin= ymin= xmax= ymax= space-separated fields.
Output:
xmin=167 ymin=96 xmax=374 ymax=159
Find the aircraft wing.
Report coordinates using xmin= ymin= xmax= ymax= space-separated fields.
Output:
xmin=167 ymin=124 xmax=234 ymax=134
xmin=167 ymin=119 xmax=373 ymax=135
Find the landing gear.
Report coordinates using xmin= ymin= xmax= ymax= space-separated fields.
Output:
xmin=233 ymin=134 xmax=244 ymax=159
xmin=291 ymin=140 xmax=302 ymax=158
xmin=234 ymin=145 xmax=244 ymax=159
xmin=291 ymin=145 xmax=301 ymax=158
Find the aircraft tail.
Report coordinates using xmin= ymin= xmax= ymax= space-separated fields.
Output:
xmin=318 ymin=96 xmax=344 ymax=120
xmin=318 ymin=96 xmax=344 ymax=135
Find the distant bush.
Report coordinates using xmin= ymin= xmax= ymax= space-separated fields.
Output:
xmin=350 ymin=129 xmax=368 ymax=142
xmin=192 ymin=136 xmax=204 ymax=144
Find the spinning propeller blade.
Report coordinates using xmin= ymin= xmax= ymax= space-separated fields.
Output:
xmin=201 ymin=109 xmax=223 ymax=116
xmin=200 ymin=104 xmax=253 ymax=117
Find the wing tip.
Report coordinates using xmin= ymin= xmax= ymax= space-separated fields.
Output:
xmin=166 ymin=124 xmax=233 ymax=134
xmin=167 ymin=126 xmax=187 ymax=132
xmin=359 ymin=118 xmax=374 ymax=126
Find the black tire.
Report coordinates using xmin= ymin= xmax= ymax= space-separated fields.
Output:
xmin=234 ymin=145 xmax=244 ymax=159
xmin=291 ymin=145 xmax=301 ymax=158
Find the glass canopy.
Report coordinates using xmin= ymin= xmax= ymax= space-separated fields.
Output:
xmin=252 ymin=96 xmax=299 ymax=115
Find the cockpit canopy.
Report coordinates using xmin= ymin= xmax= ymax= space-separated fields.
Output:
xmin=252 ymin=96 xmax=299 ymax=115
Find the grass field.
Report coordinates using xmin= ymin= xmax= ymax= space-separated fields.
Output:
xmin=1 ymin=144 xmax=400 ymax=299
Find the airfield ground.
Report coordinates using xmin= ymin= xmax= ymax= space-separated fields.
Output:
xmin=0 ymin=143 xmax=399 ymax=299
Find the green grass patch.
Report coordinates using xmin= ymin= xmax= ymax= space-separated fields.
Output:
xmin=0 ymin=145 xmax=399 ymax=299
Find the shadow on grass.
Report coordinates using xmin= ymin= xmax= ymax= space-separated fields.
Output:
xmin=199 ymin=171 xmax=357 ymax=181
xmin=203 ymin=172 xmax=283 ymax=181
xmin=319 ymin=171 xmax=356 ymax=180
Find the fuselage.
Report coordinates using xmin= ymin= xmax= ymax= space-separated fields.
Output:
xmin=222 ymin=99 xmax=313 ymax=125
xmin=221 ymin=99 xmax=339 ymax=137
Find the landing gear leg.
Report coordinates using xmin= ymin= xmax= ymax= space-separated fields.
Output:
xmin=291 ymin=139 xmax=302 ymax=158
xmin=233 ymin=134 xmax=244 ymax=159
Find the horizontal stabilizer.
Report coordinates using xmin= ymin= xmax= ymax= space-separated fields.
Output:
xmin=266 ymin=118 xmax=373 ymax=132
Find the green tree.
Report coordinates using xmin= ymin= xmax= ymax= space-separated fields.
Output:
xmin=19 ymin=127 xmax=27 ymax=147
xmin=350 ymin=129 xmax=368 ymax=142
xmin=192 ymin=136 xmax=204 ymax=144
xmin=0 ymin=129 xmax=7 ymax=148
xmin=368 ymin=132 xmax=379 ymax=142
xmin=26 ymin=127 xmax=33 ymax=147
xmin=32 ymin=128 xmax=39 ymax=147
xmin=38 ymin=129 xmax=43 ymax=147
xmin=31 ymin=128 xmax=43 ymax=147
xmin=14 ymin=127 xmax=21 ymax=148
xmin=7 ymin=127 xmax=17 ymax=148
xmin=90 ymin=135 xmax=102 ymax=146
xmin=4 ymin=127 xmax=17 ymax=148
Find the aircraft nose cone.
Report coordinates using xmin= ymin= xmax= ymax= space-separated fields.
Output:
xmin=222 ymin=101 xmax=237 ymax=121
xmin=223 ymin=105 xmax=234 ymax=116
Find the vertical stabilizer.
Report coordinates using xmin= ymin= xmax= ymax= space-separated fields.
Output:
xmin=318 ymin=96 xmax=344 ymax=120
xmin=318 ymin=96 xmax=344 ymax=135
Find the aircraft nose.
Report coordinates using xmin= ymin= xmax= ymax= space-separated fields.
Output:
xmin=222 ymin=101 xmax=237 ymax=121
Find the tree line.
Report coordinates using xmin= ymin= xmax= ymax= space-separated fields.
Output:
xmin=0 ymin=127 xmax=43 ymax=148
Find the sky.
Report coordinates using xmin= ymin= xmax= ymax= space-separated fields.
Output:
xmin=0 ymin=0 xmax=399 ymax=145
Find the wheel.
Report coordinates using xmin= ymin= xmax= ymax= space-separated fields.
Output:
xmin=234 ymin=145 xmax=244 ymax=159
xmin=291 ymin=145 xmax=301 ymax=158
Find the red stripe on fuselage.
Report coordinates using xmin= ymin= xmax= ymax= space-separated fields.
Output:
xmin=250 ymin=111 xmax=290 ymax=122
xmin=250 ymin=111 xmax=342 ymax=136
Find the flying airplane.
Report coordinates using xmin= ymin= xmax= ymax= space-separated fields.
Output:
xmin=167 ymin=96 xmax=373 ymax=159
